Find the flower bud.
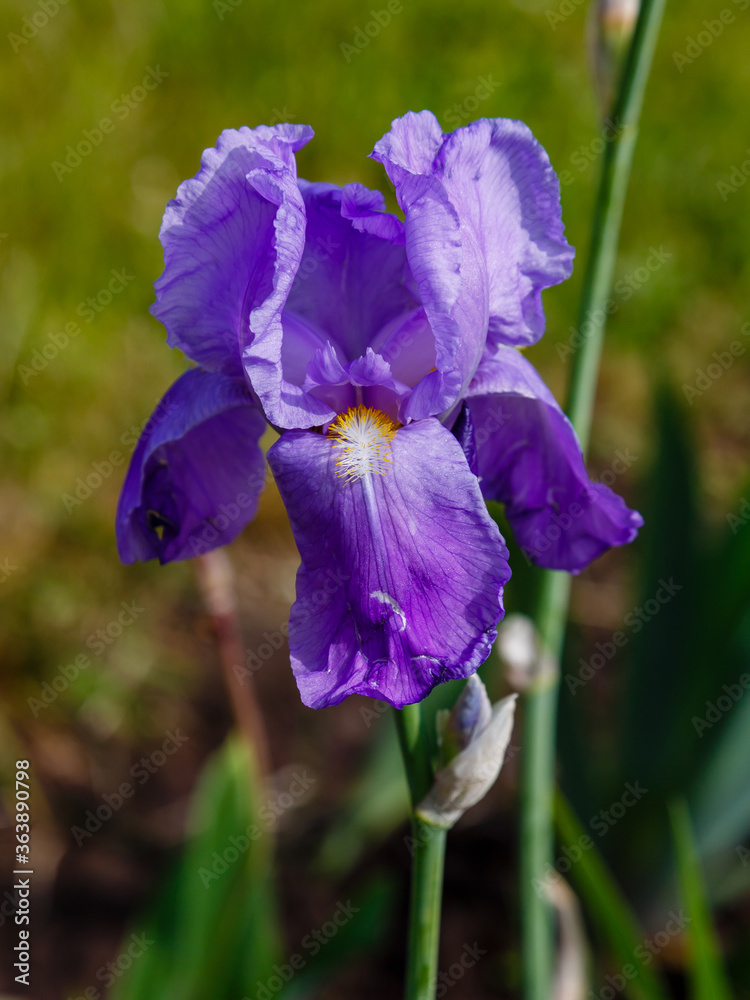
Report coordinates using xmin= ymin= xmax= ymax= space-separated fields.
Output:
xmin=590 ymin=0 xmax=641 ymax=113
xmin=546 ymin=877 xmax=589 ymax=1000
xmin=497 ymin=614 xmax=557 ymax=691
xmin=417 ymin=682 xmax=517 ymax=829
xmin=438 ymin=674 xmax=492 ymax=765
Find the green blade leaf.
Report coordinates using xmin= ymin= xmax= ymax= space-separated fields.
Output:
xmin=110 ymin=733 xmax=281 ymax=1000
xmin=620 ymin=385 xmax=700 ymax=798
xmin=689 ymin=653 xmax=750 ymax=862
xmin=554 ymin=792 xmax=671 ymax=1000
xmin=669 ymin=800 xmax=733 ymax=1000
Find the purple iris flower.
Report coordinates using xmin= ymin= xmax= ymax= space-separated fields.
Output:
xmin=116 ymin=111 xmax=642 ymax=710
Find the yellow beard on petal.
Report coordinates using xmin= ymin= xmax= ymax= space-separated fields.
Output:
xmin=327 ymin=405 xmax=399 ymax=482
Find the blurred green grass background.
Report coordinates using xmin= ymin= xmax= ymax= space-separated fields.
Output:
xmin=1 ymin=0 xmax=749 ymax=996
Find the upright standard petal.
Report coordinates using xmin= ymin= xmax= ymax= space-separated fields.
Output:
xmin=437 ymin=117 xmax=575 ymax=349
xmin=116 ymin=369 xmax=267 ymax=564
xmin=466 ymin=346 xmax=642 ymax=574
xmin=283 ymin=181 xmax=417 ymax=364
xmin=372 ymin=111 xmax=574 ymax=419
xmin=268 ymin=415 xmax=510 ymax=709
xmin=152 ymin=125 xmax=313 ymax=380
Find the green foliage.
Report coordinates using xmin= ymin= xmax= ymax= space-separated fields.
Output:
xmin=560 ymin=383 xmax=750 ymax=912
xmin=110 ymin=734 xmax=281 ymax=1000
xmin=669 ymin=800 xmax=733 ymax=1000
xmin=1 ymin=0 xmax=748 ymax=992
xmin=555 ymin=793 xmax=671 ymax=1000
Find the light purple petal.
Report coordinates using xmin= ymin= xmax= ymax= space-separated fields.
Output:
xmin=368 ymin=307 xmax=436 ymax=390
xmin=373 ymin=109 xmax=445 ymax=185
xmin=347 ymin=347 xmax=400 ymax=388
xmin=438 ymin=117 xmax=575 ymax=349
xmin=283 ymin=181 xmax=418 ymax=365
xmin=280 ymin=312 xmax=340 ymax=387
xmin=241 ymin=152 xmax=340 ymax=429
xmin=371 ymin=111 xmax=574 ymax=419
xmin=341 ymin=182 xmax=405 ymax=243
xmin=466 ymin=347 xmax=643 ymax=573
xmin=152 ymin=124 xmax=313 ymax=379
xmin=268 ymin=417 xmax=510 ymax=708
xmin=116 ymin=369 xmax=267 ymax=564
xmin=301 ymin=346 xmax=407 ymax=417
xmin=302 ymin=342 xmax=355 ymax=414
xmin=372 ymin=124 xmax=467 ymax=420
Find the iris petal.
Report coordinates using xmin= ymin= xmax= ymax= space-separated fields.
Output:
xmin=283 ymin=181 xmax=417 ymax=363
xmin=116 ymin=369 xmax=267 ymax=564
xmin=152 ymin=124 xmax=313 ymax=379
xmin=371 ymin=110 xmax=574 ymax=420
xmin=466 ymin=346 xmax=643 ymax=573
xmin=268 ymin=416 xmax=510 ymax=708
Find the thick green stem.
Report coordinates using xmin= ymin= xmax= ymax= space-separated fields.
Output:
xmin=520 ymin=1 xmax=667 ymax=998
xmin=395 ymin=702 xmax=434 ymax=804
xmin=405 ymin=818 xmax=447 ymax=1000
xmin=520 ymin=572 xmax=570 ymax=999
xmin=394 ymin=704 xmax=445 ymax=1000
xmin=567 ymin=0 xmax=668 ymax=447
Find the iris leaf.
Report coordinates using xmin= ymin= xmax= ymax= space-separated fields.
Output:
xmin=669 ymin=800 xmax=733 ymax=1000
xmin=110 ymin=733 xmax=281 ymax=1000
xmin=554 ymin=792 xmax=671 ymax=1000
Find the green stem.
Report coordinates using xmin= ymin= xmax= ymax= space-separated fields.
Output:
xmin=520 ymin=572 xmax=569 ymax=999
xmin=395 ymin=702 xmax=434 ymax=804
xmin=394 ymin=704 xmax=445 ymax=1000
xmin=405 ymin=818 xmax=447 ymax=1000
xmin=520 ymin=2 xmax=667 ymax=998
xmin=568 ymin=0 xmax=668 ymax=447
